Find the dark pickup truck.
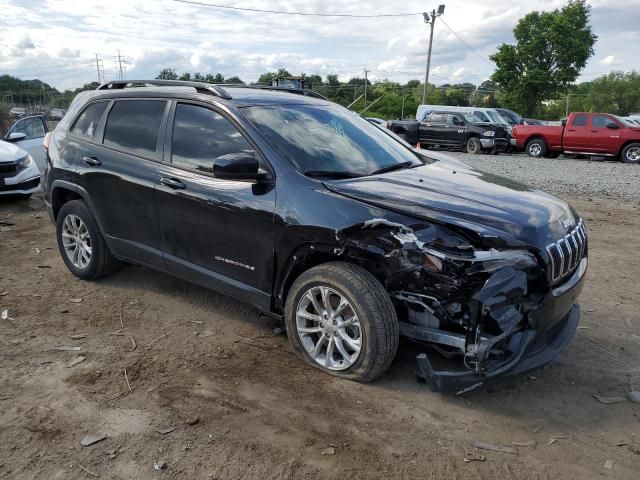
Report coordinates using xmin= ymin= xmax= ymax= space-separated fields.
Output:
xmin=387 ymin=111 xmax=510 ymax=154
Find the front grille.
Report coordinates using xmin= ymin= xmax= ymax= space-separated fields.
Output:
xmin=0 ymin=162 xmax=19 ymax=177
xmin=546 ymin=220 xmax=587 ymax=284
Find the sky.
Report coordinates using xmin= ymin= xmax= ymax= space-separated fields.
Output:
xmin=0 ymin=0 xmax=639 ymax=91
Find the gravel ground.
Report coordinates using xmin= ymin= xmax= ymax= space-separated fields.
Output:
xmin=443 ymin=151 xmax=640 ymax=203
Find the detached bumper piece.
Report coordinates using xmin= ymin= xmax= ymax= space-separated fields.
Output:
xmin=416 ymin=304 xmax=580 ymax=394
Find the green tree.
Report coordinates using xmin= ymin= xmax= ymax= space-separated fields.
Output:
xmin=490 ymin=0 xmax=597 ymax=116
xmin=156 ymin=68 xmax=179 ymax=80
xmin=179 ymin=72 xmax=191 ymax=81
xmin=585 ymin=71 xmax=640 ymax=115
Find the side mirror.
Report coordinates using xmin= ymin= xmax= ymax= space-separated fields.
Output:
xmin=606 ymin=123 xmax=620 ymax=129
xmin=213 ymin=151 xmax=265 ymax=181
xmin=7 ymin=132 xmax=27 ymax=142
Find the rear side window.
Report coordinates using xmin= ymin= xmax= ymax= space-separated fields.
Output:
xmin=103 ymin=100 xmax=166 ymax=156
xmin=71 ymin=102 xmax=108 ymax=138
xmin=572 ymin=115 xmax=588 ymax=126
xmin=171 ymin=103 xmax=254 ymax=173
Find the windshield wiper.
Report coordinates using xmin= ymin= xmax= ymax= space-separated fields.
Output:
xmin=369 ymin=161 xmax=414 ymax=176
xmin=303 ymin=170 xmax=364 ymax=179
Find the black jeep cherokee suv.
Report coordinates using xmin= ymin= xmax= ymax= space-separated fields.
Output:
xmin=44 ymin=80 xmax=587 ymax=392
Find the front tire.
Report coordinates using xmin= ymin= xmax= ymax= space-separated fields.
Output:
xmin=621 ymin=143 xmax=640 ymax=164
xmin=526 ymin=138 xmax=547 ymax=158
xmin=285 ymin=262 xmax=399 ymax=382
xmin=56 ymin=200 xmax=119 ymax=280
xmin=466 ymin=136 xmax=482 ymax=154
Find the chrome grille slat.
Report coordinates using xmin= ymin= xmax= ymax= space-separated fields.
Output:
xmin=546 ymin=220 xmax=587 ymax=284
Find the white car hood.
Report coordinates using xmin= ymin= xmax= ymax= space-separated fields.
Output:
xmin=0 ymin=140 xmax=28 ymax=163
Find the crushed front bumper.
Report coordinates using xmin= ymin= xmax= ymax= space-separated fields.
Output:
xmin=480 ymin=138 xmax=509 ymax=151
xmin=415 ymin=257 xmax=587 ymax=394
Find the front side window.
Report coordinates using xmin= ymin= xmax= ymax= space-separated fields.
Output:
xmin=103 ymin=100 xmax=166 ymax=156
xmin=244 ymin=104 xmax=422 ymax=177
xmin=171 ymin=104 xmax=254 ymax=173
xmin=572 ymin=115 xmax=588 ymax=127
xmin=11 ymin=117 xmax=45 ymax=140
xmin=592 ymin=115 xmax=616 ymax=128
xmin=71 ymin=102 xmax=108 ymax=139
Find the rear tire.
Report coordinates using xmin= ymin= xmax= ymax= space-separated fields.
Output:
xmin=466 ymin=136 xmax=482 ymax=154
xmin=621 ymin=143 xmax=640 ymax=164
xmin=285 ymin=262 xmax=399 ymax=382
xmin=526 ymin=138 xmax=547 ymax=158
xmin=56 ymin=200 xmax=119 ymax=280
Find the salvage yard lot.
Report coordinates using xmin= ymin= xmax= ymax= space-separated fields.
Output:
xmin=1 ymin=154 xmax=639 ymax=479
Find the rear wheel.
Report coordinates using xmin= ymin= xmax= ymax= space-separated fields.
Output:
xmin=466 ymin=136 xmax=482 ymax=154
xmin=56 ymin=200 xmax=119 ymax=280
xmin=621 ymin=143 xmax=640 ymax=164
xmin=285 ymin=262 xmax=399 ymax=382
xmin=526 ymin=138 xmax=547 ymax=158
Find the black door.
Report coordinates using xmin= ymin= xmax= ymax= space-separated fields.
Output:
xmin=74 ymin=99 xmax=168 ymax=269
xmin=156 ymin=102 xmax=276 ymax=310
xmin=419 ymin=113 xmax=450 ymax=146
xmin=445 ymin=114 xmax=467 ymax=146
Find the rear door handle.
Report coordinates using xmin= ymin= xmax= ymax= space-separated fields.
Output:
xmin=160 ymin=177 xmax=186 ymax=189
xmin=82 ymin=156 xmax=102 ymax=167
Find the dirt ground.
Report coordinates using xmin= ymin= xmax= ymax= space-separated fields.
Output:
xmin=1 ymin=193 xmax=639 ymax=480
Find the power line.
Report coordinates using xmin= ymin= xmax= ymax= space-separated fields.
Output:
xmin=438 ymin=17 xmax=493 ymax=66
xmin=173 ymin=0 xmax=421 ymax=17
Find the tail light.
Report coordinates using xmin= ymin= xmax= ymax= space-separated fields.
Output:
xmin=43 ymin=132 xmax=52 ymax=150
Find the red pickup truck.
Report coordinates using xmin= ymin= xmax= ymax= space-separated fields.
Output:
xmin=511 ymin=112 xmax=640 ymax=163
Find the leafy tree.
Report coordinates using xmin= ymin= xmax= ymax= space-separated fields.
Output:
xmin=257 ymin=69 xmax=291 ymax=85
xmin=490 ymin=0 xmax=597 ymax=116
xmin=326 ymin=74 xmax=340 ymax=86
xmin=225 ymin=76 xmax=245 ymax=84
xmin=156 ymin=68 xmax=179 ymax=80
xmin=179 ymin=72 xmax=191 ymax=81
xmin=585 ymin=71 xmax=640 ymax=115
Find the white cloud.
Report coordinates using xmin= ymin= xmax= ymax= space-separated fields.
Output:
xmin=0 ymin=0 xmax=637 ymax=89
xmin=599 ymin=55 xmax=616 ymax=65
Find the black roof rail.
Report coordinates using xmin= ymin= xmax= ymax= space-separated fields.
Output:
xmin=96 ymin=80 xmax=328 ymax=101
xmin=216 ymin=84 xmax=328 ymax=100
xmin=96 ymin=80 xmax=232 ymax=100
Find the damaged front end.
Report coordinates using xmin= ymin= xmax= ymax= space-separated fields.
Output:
xmin=337 ymin=219 xmax=586 ymax=394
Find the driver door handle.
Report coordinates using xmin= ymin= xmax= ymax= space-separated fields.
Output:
xmin=82 ymin=156 xmax=102 ymax=167
xmin=160 ymin=177 xmax=186 ymax=189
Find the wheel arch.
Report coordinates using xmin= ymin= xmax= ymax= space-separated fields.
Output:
xmin=51 ymin=180 xmax=106 ymax=233
xmin=274 ymin=244 xmax=387 ymax=315
xmin=617 ymin=140 xmax=640 ymax=157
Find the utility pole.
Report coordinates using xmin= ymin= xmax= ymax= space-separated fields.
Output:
xmin=95 ymin=54 xmax=104 ymax=83
xmin=363 ymin=69 xmax=370 ymax=108
xmin=422 ymin=5 xmax=446 ymax=105
xmin=565 ymin=93 xmax=571 ymax=117
xmin=115 ymin=50 xmax=125 ymax=80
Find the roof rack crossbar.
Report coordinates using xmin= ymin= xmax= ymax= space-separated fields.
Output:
xmin=96 ymin=80 xmax=232 ymax=100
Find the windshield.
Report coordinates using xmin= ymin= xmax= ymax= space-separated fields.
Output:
xmin=244 ymin=104 xmax=422 ymax=177
xmin=463 ymin=113 xmax=482 ymax=123
xmin=486 ymin=110 xmax=509 ymax=126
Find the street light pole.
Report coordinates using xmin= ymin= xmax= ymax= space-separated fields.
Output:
xmin=422 ymin=5 xmax=445 ymax=105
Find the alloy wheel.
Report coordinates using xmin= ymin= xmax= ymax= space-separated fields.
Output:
xmin=626 ymin=147 xmax=640 ymax=162
xmin=61 ymin=214 xmax=92 ymax=269
xmin=529 ymin=143 xmax=542 ymax=156
xmin=295 ymin=286 xmax=362 ymax=371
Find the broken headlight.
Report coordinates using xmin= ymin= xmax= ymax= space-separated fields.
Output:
xmin=422 ymin=246 xmax=537 ymax=273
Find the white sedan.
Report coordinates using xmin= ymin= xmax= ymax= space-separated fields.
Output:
xmin=0 ymin=140 xmax=41 ymax=198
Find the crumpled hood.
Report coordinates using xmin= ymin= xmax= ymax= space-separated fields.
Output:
xmin=324 ymin=161 xmax=576 ymax=248
xmin=0 ymin=140 xmax=27 ymax=163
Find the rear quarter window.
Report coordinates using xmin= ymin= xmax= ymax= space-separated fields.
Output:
xmin=103 ymin=100 xmax=166 ymax=156
xmin=71 ymin=102 xmax=109 ymax=139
